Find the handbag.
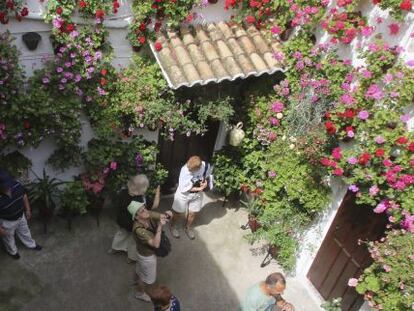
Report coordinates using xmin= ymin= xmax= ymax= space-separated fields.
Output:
xmin=149 ymin=219 xmax=171 ymax=257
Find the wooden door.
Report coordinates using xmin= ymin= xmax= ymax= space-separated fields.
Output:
xmin=307 ymin=192 xmax=386 ymax=311
xmin=157 ymin=121 xmax=220 ymax=193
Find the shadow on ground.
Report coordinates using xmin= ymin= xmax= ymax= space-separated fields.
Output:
xmin=0 ymin=196 xmax=238 ymax=311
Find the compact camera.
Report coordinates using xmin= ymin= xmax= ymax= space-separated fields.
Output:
xmin=191 ymin=177 xmax=204 ymax=188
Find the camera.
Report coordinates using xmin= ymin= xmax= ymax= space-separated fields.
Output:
xmin=191 ymin=177 xmax=204 ymax=188
xmin=165 ymin=214 xmax=171 ymax=220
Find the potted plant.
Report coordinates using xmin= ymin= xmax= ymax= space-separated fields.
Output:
xmin=80 ymin=172 xmax=107 ymax=227
xmin=27 ymin=169 xmax=65 ymax=234
xmin=60 ymin=181 xmax=89 ymax=231
xmin=321 ymin=298 xmax=342 ymax=311
xmin=0 ymin=151 xmax=32 ymax=182
xmin=240 ymin=195 xmax=262 ymax=233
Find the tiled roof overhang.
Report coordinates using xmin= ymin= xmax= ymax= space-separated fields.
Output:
xmin=150 ymin=21 xmax=286 ymax=89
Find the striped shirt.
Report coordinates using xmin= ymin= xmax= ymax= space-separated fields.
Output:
xmin=0 ymin=181 xmax=26 ymax=221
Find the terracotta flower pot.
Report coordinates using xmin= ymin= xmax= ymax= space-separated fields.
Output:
xmin=208 ymin=0 xmax=218 ymax=3
xmin=248 ymin=214 xmax=261 ymax=232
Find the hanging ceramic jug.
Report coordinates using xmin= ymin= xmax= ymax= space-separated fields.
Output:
xmin=229 ymin=122 xmax=245 ymax=146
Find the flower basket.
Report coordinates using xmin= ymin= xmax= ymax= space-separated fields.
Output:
xmin=248 ymin=214 xmax=261 ymax=232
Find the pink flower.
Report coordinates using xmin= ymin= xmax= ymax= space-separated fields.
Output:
xmin=268 ymin=171 xmax=277 ymax=178
xmin=358 ymin=111 xmax=370 ymax=120
xmin=365 ymin=84 xmax=384 ymax=100
xmin=373 ymin=201 xmax=388 ymax=213
xmin=332 ymin=147 xmax=342 ymax=160
xmin=407 ymin=60 xmax=414 ymax=67
xmin=273 ymin=51 xmax=285 ymax=62
xmin=375 ymin=135 xmax=385 ymax=144
xmin=361 ymin=69 xmax=372 ymax=78
xmin=348 ymin=278 xmax=358 ymax=287
xmin=383 ymin=264 xmax=392 ymax=272
xmin=347 ymin=130 xmax=355 ymax=138
xmin=369 ymin=185 xmax=379 ymax=196
xmin=348 ymin=157 xmax=358 ymax=164
xmin=368 ymin=43 xmax=378 ymax=52
xmin=388 ymin=23 xmax=400 ymax=35
xmin=401 ymin=214 xmax=414 ymax=233
xmin=271 ymin=25 xmax=282 ymax=35
xmin=361 ymin=26 xmax=374 ymax=37
xmin=348 ymin=184 xmax=359 ymax=193
xmin=269 ymin=117 xmax=280 ymax=126
xmin=400 ymin=114 xmax=411 ymax=123
xmin=110 ymin=161 xmax=117 ymax=170
xmin=383 ymin=159 xmax=393 ymax=167
xmin=383 ymin=74 xmax=393 ymax=84
xmin=271 ymin=101 xmax=284 ymax=113
xmin=340 ymin=93 xmax=355 ymax=105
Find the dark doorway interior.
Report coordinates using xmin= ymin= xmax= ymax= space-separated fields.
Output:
xmin=307 ymin=192 xmax=387 ymax=311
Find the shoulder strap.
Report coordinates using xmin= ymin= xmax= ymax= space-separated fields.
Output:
xmin=203 ymin=162 xmax=209 ymax=178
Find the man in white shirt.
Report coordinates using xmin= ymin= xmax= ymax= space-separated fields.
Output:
xmin=170 ymin=156 xmax=207 ymax=240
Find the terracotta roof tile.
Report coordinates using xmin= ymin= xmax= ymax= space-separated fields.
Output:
xmin=151 ymin=22 xmax=285 ymax=89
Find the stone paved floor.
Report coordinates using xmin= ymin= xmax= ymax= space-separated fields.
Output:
xmin=0 ymin=193 xmax=322 ymax=311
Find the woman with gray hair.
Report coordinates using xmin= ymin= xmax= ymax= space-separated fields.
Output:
xmin=108 ymin=174 xmax=160 ymax=263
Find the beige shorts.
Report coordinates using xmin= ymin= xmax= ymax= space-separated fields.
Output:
xmin=135 ymin=253 xmax=157 ymax=285
xmin=172 ymin=192 xmax=203 ymax=213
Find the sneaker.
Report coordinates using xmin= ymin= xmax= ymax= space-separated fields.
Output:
xmin=170 ymin=226 xmax=180 ymax=239
xmin=7 ymin=252 xmax=20 ymax=259
xmin=134 ymin=292 xmax=151 ymax=303
xmin=126 ymin=257 xmax=135 ymax=264
xmin=30 ymin=244 xmax=42 ymax=251
xmin=185 ymin=227 xmax=196 ymax=240
xmin=107 ymin=248 xmax=116 ymax=254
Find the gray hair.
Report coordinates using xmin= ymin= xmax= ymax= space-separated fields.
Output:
xmin=265 ymin=272 xmax=286 ymax=286
xmin=127 ymin=174 xmax=149 ymax=196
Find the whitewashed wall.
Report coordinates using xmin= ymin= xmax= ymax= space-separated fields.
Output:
xmin=296 ymin=2 xmax=414 ymax=309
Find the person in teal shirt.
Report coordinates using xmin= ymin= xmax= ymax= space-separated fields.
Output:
xmin=240 ymin=272 xmax=287 ymax=311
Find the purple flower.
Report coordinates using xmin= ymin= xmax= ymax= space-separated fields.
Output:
xmin=382 ymin=74 xmax=393 ymax=84
xmin=42 ymin=77 xmax=50 ymax=84
xmin=86 ymin=67 xmax=95 ymax=74
xmin=348 ymin=184 xmax=359 ymax=193
xmin=390 ymin=91 xmax=399 ymax=98
xmin=375 ymin=135 xmax=385 ymax=144
xmin=74 ymin=74 xmax=82 ymax=82
xmin=407 ymin=60 xmax=414 ymax=67
xmin=361 ymin=69 xmax=372 ymax=79
xmin=70 ymin=31 xmax=79 ymax=38
xmin=271 ymin=25 xmax=281 ymax=35
xmin=273 ymin=51 xmax=285 ymax=62
xmin=64 ymin=72 xmax=74 ymax=79
xmin=52 ymin=17 xmax=63 ymax=29
xmin=56 ymin=67 xmax=63 ymax=73
xmin=70 ymin=53 xmax=76 ymax=59
xmin=347 ymin=130 xmax=354 ymax=138
xmin=64 ymin=62 xmax=72 ymax=68
xmin=358 ymin=110 xmax=370 ymax=120
xmin=97 ymin=86 xmax=107 ymax=96
xmin=94 ymin=51 xmax=102 ymax=60
xmin=60 ymin=78 xmax=67 ymax=84
xmin=348 ymin=157 xmax=358 ymax=165
xmin=85 ymin=96 xmax=92 ymax=102
xmin=75 ymin=87 xmax=83 ymax=96
xmin=58 ymin=84 xmax=65 ymax=90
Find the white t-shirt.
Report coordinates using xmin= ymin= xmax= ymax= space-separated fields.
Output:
xmin=176 ymin=161 xmax=206 ymax=194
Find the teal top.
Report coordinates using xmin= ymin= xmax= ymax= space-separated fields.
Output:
xmin=240 ymin=283 xmax=276 ymax=311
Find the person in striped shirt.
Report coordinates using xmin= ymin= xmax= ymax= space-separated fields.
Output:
xmin=0 ymin=170 xmax=41 ymax=259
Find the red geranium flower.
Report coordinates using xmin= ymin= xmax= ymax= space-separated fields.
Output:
xmin=96 ymin=9 xmax=105 ymax=19
xmin=408 ymin=142 xmax=414 ymax=152
xmin=23 ymin=121 xmax=30 ymax=129
xmin=79 ymin=0 xmax=87 ymax=8
xmin=65 ymin=23 xmax=75 ymax=32
xmin=359 ymin=153 xmax=371 ymax=165
xmin=333 ymin=168 xmax=344 ymax=176
xmin=320 ymin=157 xmax=331 ymax=166
xmin=372 ymin=0 xmax=381 ymax=4
xmin=375 ymin=149 xmax=385 ymax=157
xmin=400 ymin=0 xmax=412 ymax=10
xmin=139 ymin=22 xmax=146 ymax=31
xmin=100 ymin=68 xmax=107 ymax=76
xmin=154 ymin=42 xmax=162 ymax=52
xmin=344 ymin=109 xmax=355 ymax=118
xmin=56 ymin=7 xmax=63 ymax=15
xmin=396 ymin=136 xmax=408 ymax=144
xmin=138 ymin=36 xmax=146 ymax=45
xmin=21 ymin=7 xmax=29 ymax=17
xmin=246 ymin=15 xmax=256 ymax=24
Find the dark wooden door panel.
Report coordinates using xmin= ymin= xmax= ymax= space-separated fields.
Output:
xmin=307 ymin=192 xmax=386 ymax=311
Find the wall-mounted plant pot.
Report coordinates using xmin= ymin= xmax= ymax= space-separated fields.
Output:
xmin=208 ymin=0 xmax=219 ymax=3
xmin=22 ymin=32 xmax=42 ymax=51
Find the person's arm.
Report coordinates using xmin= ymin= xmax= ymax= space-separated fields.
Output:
xmin=151 ymin=186 xmax=161 ymax=209
xmin=189 ymin=180 xmax=207 ymax=192
xmin=23 ymin=194 xmax=32 ymax=220
xmin=147 ymin=215 xmax=167 ymax=248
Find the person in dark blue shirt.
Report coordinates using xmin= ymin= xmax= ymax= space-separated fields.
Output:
xmin=149 ymin=285 xmax=181 ymax=311
xmin=0 ymin=170 xmax=41 ymax=259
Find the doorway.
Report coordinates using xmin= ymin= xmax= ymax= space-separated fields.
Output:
xmin=157 ymin=121 xmax=220 ymax=193
xmin=307 ymin=192 xmax=386 ymax=311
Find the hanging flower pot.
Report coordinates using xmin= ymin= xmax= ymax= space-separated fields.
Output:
xmin=229 ymin=122 xmax=245 ymax=146
xmin=208 ymin=0 xmax=218 ymax=3
xmin=22 ymin=32 xmax=41 ymax=51
xmin=248 ymin=214 xmax=261 ymax=232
